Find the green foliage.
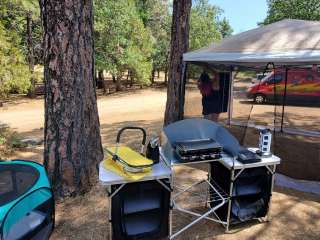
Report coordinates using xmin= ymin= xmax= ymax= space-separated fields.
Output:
xmin=0 ymin=23 xmax=31 ymax=97
xmin=0 ymin=0 xmax=235 ymax=93
xmin=262 ymin=0 xmax=320 ymax=25
xmin=189 ymin=0 xmax=222 ymax=50
xmin=218 ymin=17 xmax=233 ymax=38
xmin=0 ymin=0 xmax=42 ymax=62
xmin=126 ymin=46 xmax=153 ymax=84
xmin=136 ymin=0 xmax=171 ymax=73
xmin=189 ymin=0 xmax=233 ymax=77
xmin=94 ymin=0 xmax=153 ymax=84
xmin=0 ymin=125 xmax=24 ymax=158
xmin=0 ymin=0 xmax=42 ymax=97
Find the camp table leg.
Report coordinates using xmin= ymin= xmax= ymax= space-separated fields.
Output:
xmin=266 ymin=164 xmax=276 ymax=221
xmin=169 ymin=165 xmax=175 ymax=237
xmin=108 ymin=184 xmax=125 ymax=240
xmin=107 ymin=186 xmax=112 ymax=240
xmin=226 ymin=167 xmax=235 ymax=232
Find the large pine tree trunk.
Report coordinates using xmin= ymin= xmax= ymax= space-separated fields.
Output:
xmin=40 ymin=0 xmax=104 ymax=197
xmin=164 ymin=0 xmax=191 ymax=126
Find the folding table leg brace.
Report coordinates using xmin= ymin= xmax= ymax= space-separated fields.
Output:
xmin=169 ymin=164 xmax=229 ymax=239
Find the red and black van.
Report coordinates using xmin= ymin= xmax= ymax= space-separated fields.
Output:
xmin=246 ymin=68 xmax=320 ymax=104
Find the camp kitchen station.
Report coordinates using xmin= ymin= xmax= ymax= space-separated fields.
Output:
xmin=97 ymin=20 xmax=319 ymax=239
xmin=0 ymin=20 xmax=319 ymax=240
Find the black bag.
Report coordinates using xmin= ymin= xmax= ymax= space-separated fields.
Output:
xmin=146 ymin=137 xmax=160 ymax=164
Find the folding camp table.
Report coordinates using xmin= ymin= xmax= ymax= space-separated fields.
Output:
xmin=99 ymin=161 xmax=172 ymax=240
xmin=160 ymin=147 xmax=280 ymax=238
xmin=214 ymin=148 xmax=280 ymax=231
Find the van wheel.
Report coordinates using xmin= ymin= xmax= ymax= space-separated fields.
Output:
xmin=254 ymin=94 xmax=266 ymax=103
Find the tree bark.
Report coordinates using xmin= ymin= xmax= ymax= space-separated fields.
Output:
xmin=98 ymin=70 xmax=107 ymax=94
xmin=130 ymin=71 xmax=134 ymax=87
xmin=40 ymin=0 xmax=104 ymax=197
xmin=151 ymin=69 xmax=155 ymax=84
xmin=100 ymin=70 xmax=107 ymax=94
xmin=164 ymin=65 xmax=168 ymax=84
xmin=164 ymin=0 xmax=191 ymax=126
xmin=115 ymin=75 xmax=122 ymax=91
xmin=126 ymin=70 xmax=130 ymax=81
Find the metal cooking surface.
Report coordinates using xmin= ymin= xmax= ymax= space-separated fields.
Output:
xmin=174 ymin=138 xmax=222 ymax=163
xmin=175 ymin=138 xmax=222 ymax=153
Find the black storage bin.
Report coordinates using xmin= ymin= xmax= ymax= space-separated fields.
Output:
xmin=210 ymin=162 xmax=272 ymax=225
xmin=111 ymin=180 xmax=170 ymax=240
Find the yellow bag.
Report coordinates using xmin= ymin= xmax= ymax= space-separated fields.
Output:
xmin=102 ymin=127 xmax=154 ymax=180
xmin=103 ymin=147 xmax=152 ymax=181
xmin=107 ymin=146 xmax=153 ymax=168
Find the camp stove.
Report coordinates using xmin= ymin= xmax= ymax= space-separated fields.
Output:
xmin=174 ymin=138 xmax=222 ymax=162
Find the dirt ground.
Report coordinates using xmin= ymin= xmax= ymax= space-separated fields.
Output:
xmin=51 ymin=182 xmax=320 ymax=240
xmin=0 ymin=87 xmax=320 ymax=239
xmin=184 ymin=77 xmax=320 ymax=181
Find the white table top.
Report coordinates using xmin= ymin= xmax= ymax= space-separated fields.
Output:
xmin=160 ymin=147 xmax=280 ymax=170
xmin=219 ymin=148 xmax=281 ymax=170
xmin=99 ymin=161 xmax=172 ymax=186
xmin=99 ymin=148 xmax=280 ymax=185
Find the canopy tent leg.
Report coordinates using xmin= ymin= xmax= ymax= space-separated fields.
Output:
xmin=280 ymin=67 xmax=289 ymax=132
xmin=227 ymin=67 xmax=234 ymax=126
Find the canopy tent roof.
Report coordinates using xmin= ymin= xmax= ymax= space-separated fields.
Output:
xmin=183 ymin=19 xmax=320 ymax=69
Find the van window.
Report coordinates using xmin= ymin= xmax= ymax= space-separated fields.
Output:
xmin=266 ymin=74 xmax=283 ymax=84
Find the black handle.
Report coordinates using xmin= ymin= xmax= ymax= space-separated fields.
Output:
xmin=116 ymin=126 xmax=147 ymax=146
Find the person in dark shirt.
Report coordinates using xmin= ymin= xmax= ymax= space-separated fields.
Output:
xmin=198 ymin=69 xmax=221 ymax=122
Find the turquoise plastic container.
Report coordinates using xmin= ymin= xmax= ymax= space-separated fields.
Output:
xmin=0 ymin=160 xmax=54 ymax=240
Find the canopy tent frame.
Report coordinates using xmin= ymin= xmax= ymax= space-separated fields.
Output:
xmin=180 ymin=62 xmax=320 ymax=138
xmin=180 ymin=19 xmax=320 ymax=137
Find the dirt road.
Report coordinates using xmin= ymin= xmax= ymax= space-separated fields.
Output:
xmin=0 ymin=88 xmax=167 ymax=136
xmin=2 ymin=82 xmax=319 ymax=137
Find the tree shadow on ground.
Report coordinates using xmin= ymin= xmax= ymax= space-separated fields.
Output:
xmin=231 ymin=109 xmax=320 ymax=132
xmin=100 ymin=120 xmax=164 ymax=148
xmin=228 ymin=125 xmax=320 ymax=181
xmin=36 ymin=118 xmax=319 ymax=240
xmin=52 ymin=147 xmax=320 ymax=240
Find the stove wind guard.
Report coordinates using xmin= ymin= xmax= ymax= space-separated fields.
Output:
xmin=174 ymin=139 xmax=222 ymax=163
xmin=161 ymin=118 xmax=241 ymax=165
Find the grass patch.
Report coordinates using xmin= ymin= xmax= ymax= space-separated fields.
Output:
xmin=0 ymin=124 xmax=26 ymax=159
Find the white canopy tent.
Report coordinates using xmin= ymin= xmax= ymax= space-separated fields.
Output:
xmin=183 ymin=19 xmax=320 ymax=68
xmin=182 ymin=19 xmax=320 ymax=137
